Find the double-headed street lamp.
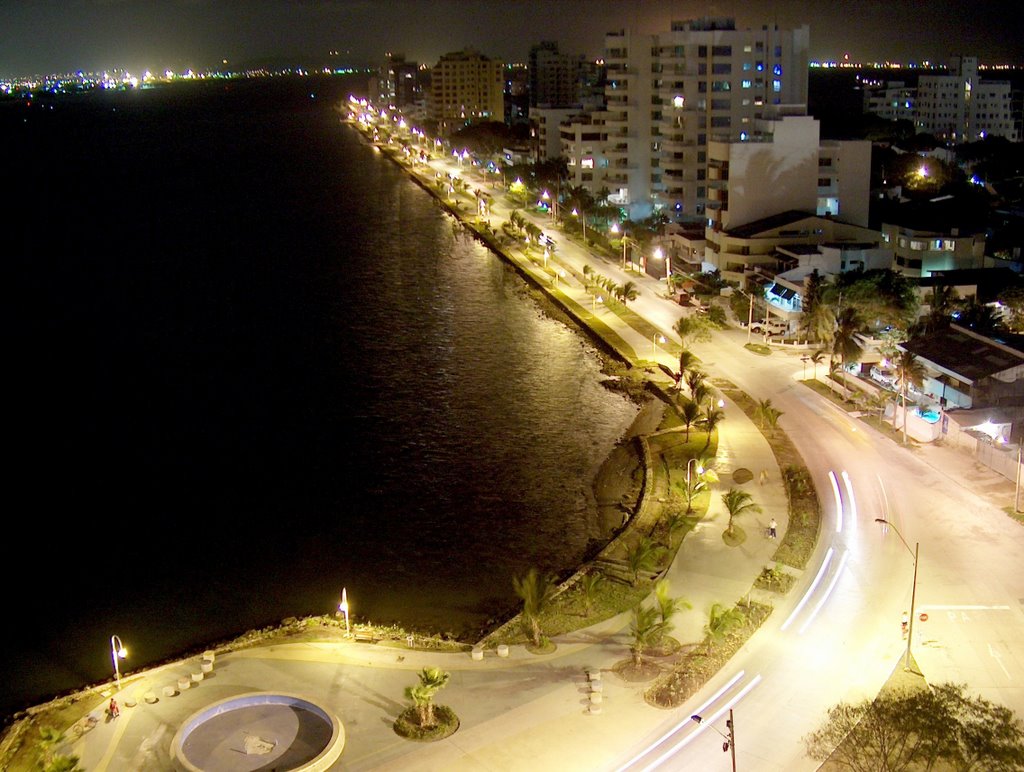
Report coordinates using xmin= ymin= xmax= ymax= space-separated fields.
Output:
xmin=875 ymin=518 xmax=919 ymax=671
xmin=110 ymin=635 xmax=127 ymax=691
xmin=691 ymin=710 xmax=737 ymax=771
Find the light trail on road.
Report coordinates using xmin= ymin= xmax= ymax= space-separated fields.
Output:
xmin=782 ymin=547 xmax=835 ymax=632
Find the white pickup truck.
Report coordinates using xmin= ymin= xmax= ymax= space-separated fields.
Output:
xmin=749 ymin=318 xmax=788 ymax=335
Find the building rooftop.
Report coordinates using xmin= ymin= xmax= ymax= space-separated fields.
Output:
xmin=725 ymin=210 xmax=816 ymax=239
xmin=901 ymin=323 xmax=1024 ymax=383
xmin=917 ymin=267 xmax=1021 ymax=302
xmin=881 ymin=195 xmax=988 ymax=235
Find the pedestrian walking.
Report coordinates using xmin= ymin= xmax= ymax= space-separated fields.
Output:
xmin=768 ymin=518 xmax=777 ymax=539
xmin=901 ymin=611 xmax=909 ymax=637
xmin=759 ymin=469 xmax=768 ymax=486
xmin=109 ymin=698 xmax=119 ymax=718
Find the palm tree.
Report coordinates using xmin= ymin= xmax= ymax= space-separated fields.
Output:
xmin=690 ymin=382 xmax=711 ymax=409
xmin=677 ymin=349 xmax=699 ymax=390
xmin=404 ymin=666 xmax=451 ymax=728
xmin=675 ymin=314 xmax=713 ymax=347
xmin=578 ymin=572 xmax=604 ymax=616
xmin=809 ymin=350 xmax=826 ymax=381
xmin=894 ymin=350 xmax=927 ymax=444
xmin=513 ymin=568 xmax=557 ymax=647
xmin=618 ymin=280 xmax=639 ymax=304
xmin=678 ymin=468 xmax=707 ymax=514
xmin=662 ymin=510 xmax=688 ymax=548
xmin=800 ymin=302 xmax=836 ymax=344
xmin=704 ymin=603 xmax=746 ymax=651
xmin=701 ymin=407 xmax=725 ymax=449
xmin=678 ymin=399 xmax=701 ymax=441
xmin=654 ymin=578 xmax=691 ymax=643
xmin=625 ymin=535 xmax=664 ymax=586
xmin=831 ymin=307 xmax=864 ymax=386
xmin=582 ymin=263 xmax=594 ymax=290
xmin=721 ymin=488 xmax=761 ymax=537
xmin=755 ymin=398 xmax=783 ymax=432
xmin=685 ymin=368 xmax=707 ymax=397
xmin=630 ymin=604 xmax=665 ymax=667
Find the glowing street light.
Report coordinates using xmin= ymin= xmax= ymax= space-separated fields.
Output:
xmin=110 ymin=635 xmax=127 ymax=691
xmin=874 ymin=518 xmax=919 ymax=671
xmin=652 ymin=333 xmax=666 ymax=357
xmin=338 ymin=588 xmax=351 ymax=637
xmin=571 ymin=207 xmax=587 ymax=242
xmin=594 ymin=294 xmax=603 ymax=312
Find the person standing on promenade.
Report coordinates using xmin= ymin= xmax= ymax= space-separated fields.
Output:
xmin=768 ymin=518 xmax=777 ymax=539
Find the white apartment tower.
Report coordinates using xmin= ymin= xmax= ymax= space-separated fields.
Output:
xmin=601 ymin=17 xmax=809 ymax=222
xmin=915 ymin=56 xmax=1019 ymax=142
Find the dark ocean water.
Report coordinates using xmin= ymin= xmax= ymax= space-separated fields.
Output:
xmin=3 ymin=75 xmax=636 ymax=717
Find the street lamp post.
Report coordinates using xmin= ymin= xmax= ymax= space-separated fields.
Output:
xmin=691 ymin=710 xmax=736 ymax=772
xmin=110 ymin=635 xmax=127 ymax=691
xmin=338 ymin=588 xmax=351 ymax=637
xmin=874 ymin=518 xmax=919 ymax=671
xmin=593 ymin=294 xmax=603 ymax=312
xmin=652 ymin=333 xmax=666 ymax=357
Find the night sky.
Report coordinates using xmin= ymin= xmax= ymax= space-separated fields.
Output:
xmin=2 ymin=0 xmax=1023 ymax=78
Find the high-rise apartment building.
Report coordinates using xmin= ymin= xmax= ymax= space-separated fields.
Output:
xmin=428 ymin=49 xmax=505 ymax=135
xmin=597 ymin=17 xmax=810 ymax=222
xmin=378 ymin=52 xmax=421 ymax=109
xmin=528 ymin=41 xmax=596 ymax=108
xmin=915 ymin=56 xmax=1019 ymax=142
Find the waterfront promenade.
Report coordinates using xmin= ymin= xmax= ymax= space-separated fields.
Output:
xmin=13 ymin=115 xmax=1020 ymax=771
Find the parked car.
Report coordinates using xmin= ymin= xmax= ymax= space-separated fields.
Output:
xmin=749 ymin=318 xmax=787 ymax=335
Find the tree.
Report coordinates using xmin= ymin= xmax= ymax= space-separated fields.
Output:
xmin=707 ymin=305 xmax=728 ymax=327
xmin=721 ymin=488 xmax=761 ymax=537
xmin=677 ymin=349 xmax=699 ymax=389
xmin=690 ymin=382 xmax=711 ymax=409
xmin=678 ymin=399 xmax=701 ymax=441
xmin=957 ymin=297 xmax=1002 ymax=335
xmin=654 ymin=578 xmax=691 ymax=643
xmin=894 ymin=350 xmax=926 ymax=444
xmin=685 ymin=368 xmax=707 ymax=397
xmin=754 ymin=398 xmax=783 ymax=431
xmin=630 ymin=604 xmax=665 ymax=667
xmin=704 ymin=603 xmax=746 ymax=650
xmin=675 ymin=314 xmax=714 ymax=347
xmin=998 ymin=286 xmax=1024 ymax=332
xmin=801 ymin=301 xmax=836 ymax=344
xmin=809 ymin=350 xmax=827 ymax=381
xmin=825 ymin=269 xmax=918 ymax=331
xmin=804 ymin=683 xmax=1024 ymax=772
xmin=701 ymin=407 xmax=725 ymax=449
xmin=662 ymin=510 xmax=688 ymax=548
xmin=625 ymin=535 xmax=664 ymax=586
xmin=578 ymin=572 xmax=604 ymax=616
xmin=831 ymin=306 xmax=864 ymax=384
xmin=404 ymin=667 xmax=451 ymax=729
xmin=513 ymin=568 xmax=557 ymax=647
xmin=617 ymin=280 xmax=639 ymax=304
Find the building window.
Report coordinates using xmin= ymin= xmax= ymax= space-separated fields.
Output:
xmin=742 ymin=80 xmax=752 ymax=89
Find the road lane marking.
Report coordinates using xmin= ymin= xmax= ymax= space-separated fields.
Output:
xmin=782 ymin=547 xmax=835 ymax=632
xmin=989 ymin=643 xmax=1012 ymax=680
xmin=918 ymin=605 xmax=1012 ymax=611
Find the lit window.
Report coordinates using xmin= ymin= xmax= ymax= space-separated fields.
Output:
xmin=581 ymin=157 xmax=594 ymax=169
